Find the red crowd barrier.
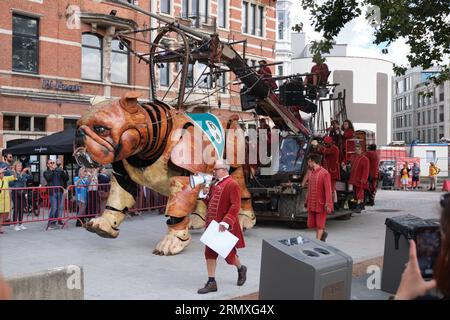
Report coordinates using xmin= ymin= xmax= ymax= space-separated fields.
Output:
xmin=0 ymin=184 xmax=168 ymax=230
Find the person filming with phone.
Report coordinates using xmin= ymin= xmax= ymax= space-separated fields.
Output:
xmin=394 ymin=193 xmax=450 ymax=300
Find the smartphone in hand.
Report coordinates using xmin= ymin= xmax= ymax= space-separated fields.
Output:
xmin=415 ymin=226 xmax=441 ymax=280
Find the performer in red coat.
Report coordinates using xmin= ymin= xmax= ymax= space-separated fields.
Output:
xmin=257 ymin=60 xmax=278 ymax=90
xmin=198 ymin=159 xmax=247 ymax=294
xmin=305 ymin=154 xmax=333 ymax=242
xmin=341 ymin=119 xmax=355 ymax=162
xmin=365 ymin=144 xmax=380 ymax=206
xmin=316 ymin=136 xmax=341 ymax=210
xmin=349 ymin=143 xmax=370 ymax=213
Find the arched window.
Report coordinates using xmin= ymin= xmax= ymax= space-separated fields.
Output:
xmin=81 ymin=33 xmax=102 ymax=81
xmin=111 ymin=39 xmax=129 ymax=84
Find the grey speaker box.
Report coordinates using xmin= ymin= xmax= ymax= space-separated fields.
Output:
xmin=259 ymin=235 xmax=353 ymax=300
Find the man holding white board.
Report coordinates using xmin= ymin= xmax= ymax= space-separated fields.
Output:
xmin=197 ymin=159 xmax=247 ymax=294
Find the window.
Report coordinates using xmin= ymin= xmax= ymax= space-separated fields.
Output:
xmin=278 ymin=65 xmax=283 ymax=77
xmin=433 ymin=109 xmax=437 ymax=124
xmin=427 ymin=129 xmax=431 ymax=143
xmin=417 ymin=131 xmax=420 ymax=141
xmin=434 ymin=128 xmax=437 ymax=142
xmin=249 ymin=4 xmax=256 ymax=35
xmin=258 ymin=6 xmax=264 ymax=37
xmin=417 ymin=112 xmax=421 ymax=126
xmin=3 ymin=115 xmax=46 ymax=131
xmin=218 ymin=0 xmax=226 ymax=28
xmin=243 ymin=1 xmax=264 ymax=36
xmin=182 ymin=0 xmax=209 ymax=27
xmin=427 ymin=110 xmax=431 ymax=124
xmin=440 ymin=92 xmax=444 ymax=102
xmin=198 ymin=63 xmax=211 ymax=89
xmin=12 ymin=14 xmax=39 ymax=73
xmin=82 ymin=34 xmax=102 ymax=81
xmin=439 ymin=126 xmax=444 ymax=140
xmin=34 ymin=117 xmax=46 ymax=132
xmin=278 ymin=20 xmax=284 ymax=40
xmin=19 ymin=116 xmax=31 ymax=131
xmin=3 ymin=115 xmax=15 ymax=131
xmin=218 ymin=72 xmax=227 ymax=93
xmin=111 ymin=39 xmax=129 ymax=84
xmin=159 ymin=63 xmax=170 ymax=87
xmin=277 ymin=65 xmax=283 ymax=86
xmin=186 ymin=64 xmax=194 ymax=88
xmin=242 ymin=1 xmax=248 ymax=33
xmin=440 ymin=105 xmax=444 ymax=122
xmin=422 ymin=111 xmax=426 ymax=125
xmin=161 ymin=0 xmax=171 ymax=14
xmin=397 ymin=80 xmax=404 ymax=93
xmin=64 ymin=119 xmax=78 ymax=130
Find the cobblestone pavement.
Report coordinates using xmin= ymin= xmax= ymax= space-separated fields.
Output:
xmin=0 ymin=190 xmax=443 ymax=299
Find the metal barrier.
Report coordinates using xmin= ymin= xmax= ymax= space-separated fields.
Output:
xmin=0 ymin=184 xmax=168 ymax=230
xmin=0 ymin=186 xmax=65 ymax=229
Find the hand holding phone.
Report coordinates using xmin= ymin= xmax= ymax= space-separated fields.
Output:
xmin=415 ymin=226 xmax=441 ymax=280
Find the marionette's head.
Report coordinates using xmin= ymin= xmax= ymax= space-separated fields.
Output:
xmin=74 ymin=91 xmax=150 ymax=168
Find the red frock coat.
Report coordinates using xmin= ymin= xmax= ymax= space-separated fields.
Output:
xmin=258 ymin=66 xmax=278 ymax=89
xmin=365 ymin=150 xmax=380 ymax=180
xmin=306 ymin=167 xmax=333 ymax=214
xmin=349 ymin=154 xmax=370 ymax=189
xmin=342 ymin=128 xmax=355 ymax=161
xmin=204 ymin=176 xmax=245 ymax=248
xmin=318 ymin=145 xmax=341 ymax=181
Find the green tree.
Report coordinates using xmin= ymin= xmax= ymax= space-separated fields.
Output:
xmin=295 ymin=0 xmax=450 ymax=84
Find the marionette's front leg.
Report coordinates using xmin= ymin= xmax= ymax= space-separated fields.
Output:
xmin=153 ymin=176 xmax=199 ymax=255
xmin=85 ymin=175 xmax=135 ymax=238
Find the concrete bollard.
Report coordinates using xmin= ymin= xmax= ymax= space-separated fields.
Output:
xmin=7 ymin=265 xmax=84 ymax=300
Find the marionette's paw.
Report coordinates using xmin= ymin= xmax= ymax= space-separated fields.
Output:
xmin=85 ymin=216 xmax=119 ymax=239
xmin=189 ymin=213 xmax=206 ymax=229
xmin=152 ymin=229 xmax=191 ymax=256
xmin=239 ymin=211 xmax=256 ymax=231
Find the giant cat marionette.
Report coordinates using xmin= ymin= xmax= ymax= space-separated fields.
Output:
xmin=74 ymin=91 xmax=256 ymax=255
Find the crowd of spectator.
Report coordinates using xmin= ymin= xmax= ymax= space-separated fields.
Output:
xmin=0 ymin=153 xmax=111 ymax=233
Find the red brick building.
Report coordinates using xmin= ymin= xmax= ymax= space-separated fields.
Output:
xmin=0 ymin=0 xmax=276 ymax=151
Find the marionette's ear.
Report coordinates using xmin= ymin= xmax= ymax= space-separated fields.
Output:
xmin=119 ymin=91 xmax=141 ymax=114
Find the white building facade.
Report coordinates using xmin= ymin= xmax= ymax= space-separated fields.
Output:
xmin=291 ymin=33 xmax=394 ymax=145
xmin=275 ymin=0 xmax=294 ymax=79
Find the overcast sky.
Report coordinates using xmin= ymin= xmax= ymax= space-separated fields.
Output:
xmin=290 ymin=3 xmax=411 ymax=67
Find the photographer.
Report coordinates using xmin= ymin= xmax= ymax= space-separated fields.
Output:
xmin=394 ymin=193 xmax=450 ymax=300
xmin=44 ymin=158 xmax=68 ymax=228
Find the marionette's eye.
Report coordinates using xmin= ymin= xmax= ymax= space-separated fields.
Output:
xmin=94 ymin=125 xmax=110 ymax=136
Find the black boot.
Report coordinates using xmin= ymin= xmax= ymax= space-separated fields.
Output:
xmin=237 ymin=265 xmax=247 ymax=286
xmin=353 ymin=204 xmax=362 ymax=213
xmin=198 ymin=280 xmax=218 ymax=294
